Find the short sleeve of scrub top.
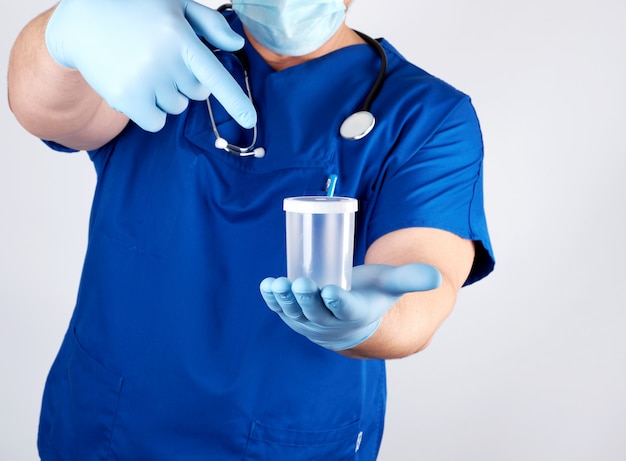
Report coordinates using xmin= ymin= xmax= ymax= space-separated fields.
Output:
xmin=366 ymin=93 xmax=494 ymax=285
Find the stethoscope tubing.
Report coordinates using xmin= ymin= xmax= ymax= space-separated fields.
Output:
xmin=209 ymin=4 xmax=388 ymax=156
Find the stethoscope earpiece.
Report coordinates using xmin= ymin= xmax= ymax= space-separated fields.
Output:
xmin=215 ymin=137 xmax=229 ymax=150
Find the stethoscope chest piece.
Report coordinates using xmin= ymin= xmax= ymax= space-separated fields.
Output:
xmin=340 ymin=110 xmax=376 ymax=140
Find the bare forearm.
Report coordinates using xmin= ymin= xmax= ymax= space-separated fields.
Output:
xmin=8 ymin=8 xmax=127 ymax=149
xmin=341 ymin=281 xmax=457 ymax=359
xmin=341 ymin=227 xmax=475 ymax=360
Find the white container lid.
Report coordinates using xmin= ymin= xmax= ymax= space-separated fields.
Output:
xmin=283 ymin=196 xmax=358 ymax=214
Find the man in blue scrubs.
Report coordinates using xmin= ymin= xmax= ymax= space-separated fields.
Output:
xmin=8 ymin=0 xmax=495 ymax=459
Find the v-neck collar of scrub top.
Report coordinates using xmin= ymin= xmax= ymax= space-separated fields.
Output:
xmin=184 ymin=30 xmax=384 ymax=174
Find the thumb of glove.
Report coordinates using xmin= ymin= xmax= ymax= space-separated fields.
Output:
xmin=372 ymin=263 xmax=442 ymax=295
xmin=320 ymin=263 xmax=442 ymax=322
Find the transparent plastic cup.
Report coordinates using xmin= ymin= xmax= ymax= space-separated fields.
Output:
xmin=283 ymin=196 xmax=358 ymax=290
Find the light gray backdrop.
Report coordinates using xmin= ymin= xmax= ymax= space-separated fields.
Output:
xmin=1 ymin=1 xmax=624 ymax=460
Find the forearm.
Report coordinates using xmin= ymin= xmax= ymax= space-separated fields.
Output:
xmin=341 ymin=227 xmax=475 ymax=360
xmin=7 ymin=8 xmax=127 ymax=149
xmin=341 ymin=280 xmax=457 ymax=359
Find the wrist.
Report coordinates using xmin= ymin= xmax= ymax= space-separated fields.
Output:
xmin=321 ymin=319 xmax=382 ymax=352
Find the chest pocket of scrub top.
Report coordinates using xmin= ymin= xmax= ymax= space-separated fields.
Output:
xmin=244 ymin=420 xmax=362 ymax=461
xmin=184 ymin=84 xmax=339 ymax=177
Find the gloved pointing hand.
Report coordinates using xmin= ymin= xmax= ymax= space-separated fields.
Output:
xmin=46 ymin=0 xmax=257 ymax=132
xmin=260 ymin=263 xmax=442 ymax=351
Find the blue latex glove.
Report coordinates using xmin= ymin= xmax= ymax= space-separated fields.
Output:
xmin=45 ymin=0 xmax=257 ymax=132
xmin=260 ymin=263 xmax=442 ymax=351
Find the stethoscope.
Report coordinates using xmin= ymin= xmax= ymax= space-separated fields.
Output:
xmin=208 ymin=5 xmax=388 ymax=158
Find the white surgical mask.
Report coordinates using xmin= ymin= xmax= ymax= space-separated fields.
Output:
xmin=231 ymin=0 xmax=347 ymax=56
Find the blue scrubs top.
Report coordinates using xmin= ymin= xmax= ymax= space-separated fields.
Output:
xmin=38 ymin=16 xmax=494 ymax=461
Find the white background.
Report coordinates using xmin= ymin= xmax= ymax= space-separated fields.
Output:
xmin=2 ymin=0 xmax=625 ymax=460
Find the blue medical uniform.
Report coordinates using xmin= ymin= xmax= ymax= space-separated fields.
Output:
xmin=37 ymin=15 xmax=494 ymax=461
